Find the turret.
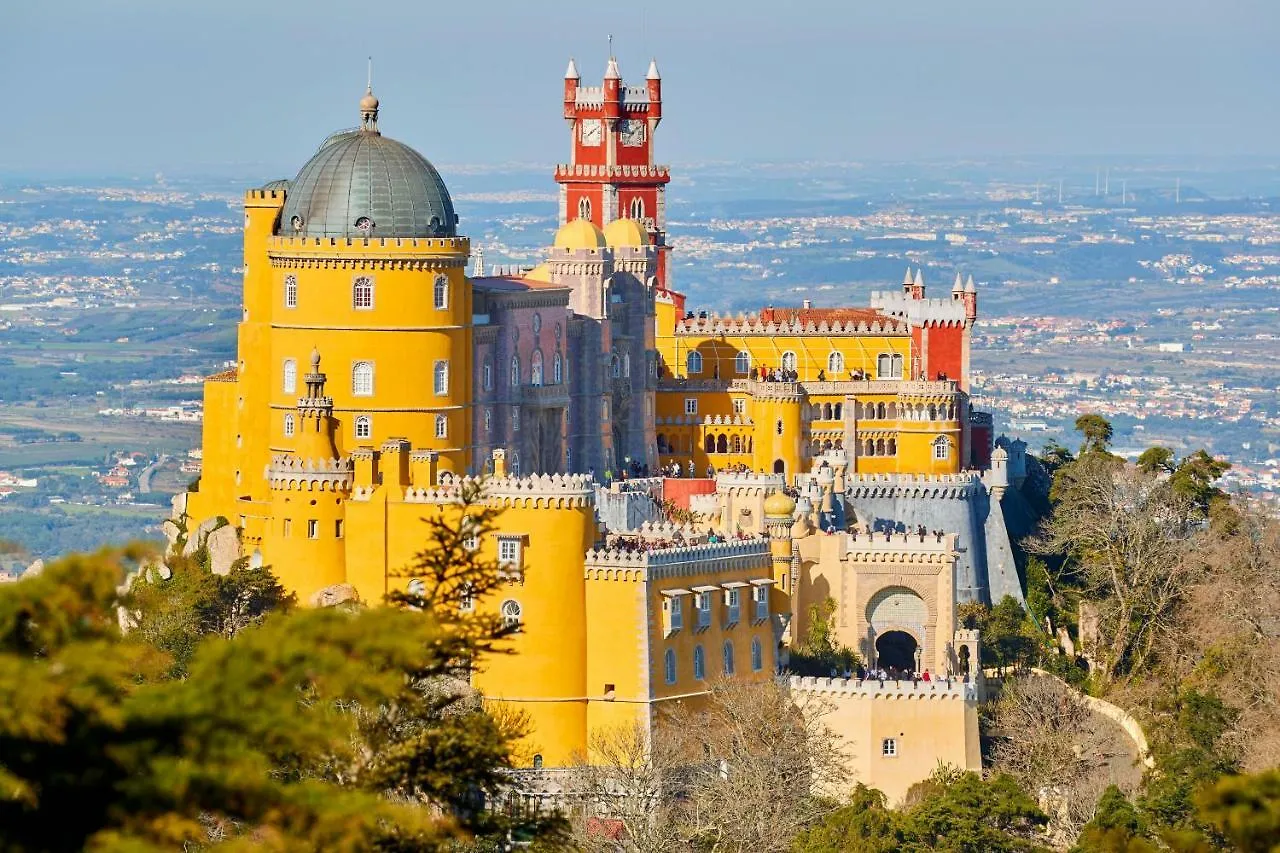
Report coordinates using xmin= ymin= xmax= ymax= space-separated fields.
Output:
xmin=902 ymin=266 xmax=914 ymax=295
xmin=295 ymin=348 xmax=339 ymax=461
xmin=563 ymin=57 xmax=579 ymax=121
xmin=951 ymin=272 xmax=964 ymax=301
xmin=603 ymin=56 xmax=621 ymax=120
xmin=646 ymin=58 xmax=662 ymax=124
xmin=963 ymin=275 xmax=977 ymax=322
xmin=911 ymin=268 xmax=925 ymax=300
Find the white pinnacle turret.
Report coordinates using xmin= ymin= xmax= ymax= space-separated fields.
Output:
xmin=913 ymin=269 xmax=924 ymax=288
xmin=965 ymin=275 xmax=976 ymax=293
xmin=565 ymin=57 xmax=580 ymax=80
xmin=952 ymin=272 xmax=964 ymax=293
xmin=903 ymin=267 xmax=914 ymax=286
xmin=605 ymin=56 xmax=620 ymax=80
xmin=647 ymin=57 xmax=661 ymax=80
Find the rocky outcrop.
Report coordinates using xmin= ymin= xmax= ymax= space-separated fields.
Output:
xmin=205 ymin=525 xmax=239 ymax=576
xmin=310 ymin=583 xmax=359 ymax=608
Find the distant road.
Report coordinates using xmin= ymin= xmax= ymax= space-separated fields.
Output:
xmin=138 ymin=455 xmax=168 ymax=494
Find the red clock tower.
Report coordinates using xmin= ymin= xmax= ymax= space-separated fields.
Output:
xmin=556 ymin=55 xmax=674 ymax=290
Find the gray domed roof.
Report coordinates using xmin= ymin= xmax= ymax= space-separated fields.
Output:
xmin=280 ymin=128 xmax=457 ymax=239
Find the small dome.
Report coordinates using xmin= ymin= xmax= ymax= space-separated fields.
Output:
xmin=603 ymin=217 xmax=649 ymax=247
xmin=524 ymin=263 xmax=554 ymax=283
xmin=359 ymin=87 xmax=379 ymax=112
xmin=764 ymin=490 xmax=796 ymax=518
xmin=554 ymin=218 xmax=606 ymax=251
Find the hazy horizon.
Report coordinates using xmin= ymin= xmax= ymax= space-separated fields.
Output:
xmin=3 ymin=0 xmax=1277 ymax=176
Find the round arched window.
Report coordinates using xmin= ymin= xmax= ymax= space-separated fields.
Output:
xmin=501 ymin=599 xmax=522 ymax=629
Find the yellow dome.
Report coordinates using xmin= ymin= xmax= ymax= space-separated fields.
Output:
xmin=603 ymin=217 xmax=649 ymax=247
xmin=525 ymin=263 xmax=554 ymax=283
xmin=764 ymin=490 xmax=797 ymax=518
xmin=554 ymin=218 xmax=607 ymax=251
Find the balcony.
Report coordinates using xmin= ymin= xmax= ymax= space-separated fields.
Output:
xmin=520 ymin=384 xmax=569 ymax=408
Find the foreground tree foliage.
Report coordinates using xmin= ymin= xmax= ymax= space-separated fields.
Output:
xmin=793 ymin=767 xmax=1050 ymax=853
xmin=0 ymin=481 xmax=559 ymax=851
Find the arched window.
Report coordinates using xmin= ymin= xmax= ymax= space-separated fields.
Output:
xmin=630 ymin=196 xmax=645 ymax=220
xmin=501 ymin=599 xmax=522 ymax=629
xmin=891 ymin=353 xmax=904 ymax=378
xmin=657 ymin=433 xmax=669 ymax=453
xmin=693 ymin=645 xmax=706 ymax=680
xmin=531 ymin=350 xmax=544 ymax=386
xmin=283 ymin=413 xmax=295 ymax=437
xmin=888 ymin=438 xmax=897 ymax=456
xmin=282 ymin=358 xmax=297 ymax=394
xmin=834 ymin=402 xmax=843 ymax=419
xmin=865 ymin=438 xmax=875 ymax=456
xmin=611 ymin=352 xmax=622 ymax=378
xmin=433 ymin=360 xmax=449 ymax=396
xmin=722 ymin=641 xmax=735 ymax=676
xmin=716 ymin=434 xmax=728 ymax=454
xmin=352 ymin=276 xmax=374 ymax=309
xmin=435 ymin=414 xmax=448 ymax=438
xmin=876 ymin=438 xmax=886 ymax=456
xmin=553 ymin=352 xmax=563 ymax=384
xmin=354 ymin=415 xmax=372 ymax=439
xmin=877 ymin=402 xmax=887 ymax=419
xmin=928 ymin=403 xmax=938 ymax=421
xmin=822 ymin=403 xmax=833 ymax=420
xmin=705 ymin=435 xmax=716 ymax=453
xmin=484 ymin=409 xmax=492 ymax=432
xmin=731 ymin=434 xmax=742 ymax=454
xmin=811 ymin=403 xmax=823 ymax=420
xmin=482 ymin=356 xmax=493 ymax=391
xmin=284 ymin=275 xmax=298 ymax=309
xmin=781 ymin=351 xmax=797 ymax=372
xmin=735 ymin=351 xmax=751 ymax=375
xmin=510 ymin=453 xmax=521 ymax=476
xmin=687 ymin=351 xmax=703 ymax=374
xmin=352 ymin=361 xmax=374 ymax=396
xmin=577 ymin=197 xmax=591 ymax=220
xmin=510 ymin=355 xmax=520 ymax=387
xmin=877 ymin=353 xmax=892 ymax=378
xmin=933 ymin=436 xmax=951 ymax=460
xmin=776 ymin=419 xmax=784 ymax=436
xmin=828 ymin=351 xmax=844 ymax=374
xmin=751 ymin=637 xmax=764 ymax=672
xmin=623 ymin=352 xmax=631 ymax=377
xmin=433 ymin=274 xmax=449 ymax=310
xmin=665 ymin=648 xmax=677 ymax=684
xmin=533 ymin=754 xmax=544 ymax=770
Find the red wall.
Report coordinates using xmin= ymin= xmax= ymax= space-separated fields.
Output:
xmin=662 ymin=477 xmax=716 ymax=510
xmin=925 ymin=324 xmax=964 ymax=382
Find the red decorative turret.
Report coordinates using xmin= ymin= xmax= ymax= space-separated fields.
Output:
xmin=646 ymin=58 xmax=662 ymax=126
xmin=563 ymin=58 xmax=579 ymax=121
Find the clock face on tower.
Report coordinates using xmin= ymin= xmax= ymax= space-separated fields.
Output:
xmin=580 ymin=119 xmax=603 ymax=146
xmin=619 ymin=119 xmax=646 ymax=147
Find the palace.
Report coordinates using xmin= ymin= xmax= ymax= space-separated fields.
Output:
xmin=180 ymin=54 xmax=1030 ymax=803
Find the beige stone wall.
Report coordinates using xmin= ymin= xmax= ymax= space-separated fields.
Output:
xmin=794 ymin=676 xmax=981 ymax=806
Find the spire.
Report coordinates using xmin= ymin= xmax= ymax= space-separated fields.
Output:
xmin=646 ymin=57 xmax=661 ymax=80
xmin=903 ymin=267 xmax=914 ymax=286
xmin=359 ymin=57 xmax=379 ymax=133
xmin=952 ymin=272 xmax=964 ymax=293
xmin=965 ymin=274 xmax=976 ymax=293
xmin=605 ymin=56 xmax=620 ymax=79
xmin=565 ymin=57 xmax=580 ymax=79
xmin=913 ymin=269 xmax=924 ymax=288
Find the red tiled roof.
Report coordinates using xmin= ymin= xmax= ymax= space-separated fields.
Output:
xmin=206 ymin=368 xmax=238 ymax=382
xmin=472 ymin=275 xmax=569 ymax=293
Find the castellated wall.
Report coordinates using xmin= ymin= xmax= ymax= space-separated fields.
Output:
xmin=843 ymin=473 xmax=1025 ymax=606
xmin=790 ymin=675 xmax=981 ymax=805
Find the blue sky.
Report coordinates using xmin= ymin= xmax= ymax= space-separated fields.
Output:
xmin=1 ymin=0 xmax=1273 ymax=175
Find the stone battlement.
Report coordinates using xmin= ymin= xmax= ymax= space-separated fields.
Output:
xmin=790 ymin=675 xmax=977 ymax=701
xmin=845 ymin=472 xmax=983 ymax=500
xmin=844 ymin=529 xmax=959 ymax=553
xmin=584 ymin=538 xmax=770 ymax=580
xmin=715 ymin=472 xmax=786 ymax=493
xmin=394 ymin=472 xmax=596 ymax=509
xmin=266 ymin=455 xmax=353 ymax=491
xmin=674 ymin=314 xmax=909 ymax=337
xmin=870 ymin=290 xmax=969 ymax=326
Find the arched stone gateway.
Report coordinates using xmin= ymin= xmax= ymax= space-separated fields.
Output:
xmin=875 ymin=630 xmax=917 ymax=672
xmin=867 ymin=586 xmax=927 ymax=671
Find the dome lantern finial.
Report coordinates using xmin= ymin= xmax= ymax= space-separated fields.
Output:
xmin=360 ymin=57 xmax=380 ymax=132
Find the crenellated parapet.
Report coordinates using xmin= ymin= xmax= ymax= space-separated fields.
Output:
xmin=398 ymin=473 xmax=596 ymax=509
xmin=789 ymin=675 xmax=977 ymax=701
xmin=266 ymin=454 xmax=354 ymax=492
xmin=844 ymin=531 xmax=960 ymax=565
xmin=870 ymin=290 xmax=970 ymax=327
xmin=674 ymin=313 xmax=909 ymax=337
xmin=715 ymin=472 xmax=786 ymax=496
xmin=584 ymin=538 xmax=770 ymax=582
xmin=845 ymin=472 xmax=983 ymax=500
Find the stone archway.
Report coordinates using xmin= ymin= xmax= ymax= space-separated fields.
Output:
xmin=875 ymin=630 xmax=917 ymax=672
xmin=773 ymin=458 xmax=786 ymax=474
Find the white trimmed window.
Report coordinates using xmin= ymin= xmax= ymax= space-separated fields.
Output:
xmin=458 ymin=582 xmax=474 ymax=612
xmin=733 ymin=398 xmax=746 ymax=415
xmin=630 ymin=196 xmax=645 ymax=220
xmin=483 ymin=357 xmax=493 ymax=391
xmin=664 ymin=648 xmax=677 ymax=684
xmin=724 ymin=588 xmax=741 ymax=624
xmin=723 ymin=641 xmax=735 ymax=676
xmin=283 ymin=413 xmax=295 ymax=438
xmin=578 ymin=196 xmax=591 ymax=219
xmin=735 ymin=351 xmax=750 ymax=374
xmin=753 ymin=584 xmax=769 ymax=621
xmin=696 ymin=592 xmax=712 ymax=629
xmin=282 ymin=359 xmax=297 ymax=394
xmin=684 ymin=398 xmax=698 ymax=415
xmin=352 ymin=361 xmax=374 ymax=396
xmin=353 ymin=276 xmax=374 ymax=309
xmin=434 ymin=360 xmax=449 ymax=396
xmin=433 ymin=274 xmax=449 ymax=310
xmin=693 ymin=645 xmax=706 ymax=681
xmin=828 ymin=351 xmax=844 ymax=374
xmin=553 ymin=351 xmax=563 ymax=384
xmin=670 ymin=596 xmax=683 ymax=631
xmin=687 ymin=351 xmax=703 ymax=374
xmin=435 ymin=414 xmax=448 ymax=439
xmin=498 ymin=538 xmax=521 ymax=566
xmin=484 ymin=408 xmax=492 ymax=432
xmin=751 ymin=637 xmax=764 ymax=672
xmin=781 ymin=351 xmax=797 ymax=372
xmin=510 ymin=355 xmax=520 ymax=387
xmin=882 ymin=738 xmax=897 ymax=757
xmin=513 ymin=408 xmax=520 ymax=431
xmin=501 ymin=598 xmax=522 ymax=629
xmin=284 ymin=275 xmax=298 ymax=308
xmin=354 ymin=415 xmax=372 ymax=439
xmin=933 ymin=436 xmax=951 ymax=460
xmin=531 ymin=350 xmax=543 ymax=386
xmin=307 ymin=519 xmax=319 ymax=539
